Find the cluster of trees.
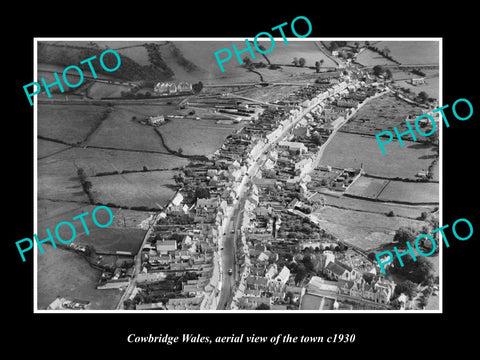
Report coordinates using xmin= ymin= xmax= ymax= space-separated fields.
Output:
xmin=390 ymin=256 xmax=434 ymax=284
xmin=372 ymin=65 xmax=393 ymax=79
xmin=192 ymin=81 xmax=203 ymax=93
xmin=169 ymin=43 xmax=199 ymax=72
xmin=366 ymin=45 xmax=400 ymax=64
xmin=292 ymin=57 xmax=306 ymax=67
xmin=314 ymin=60 xmax=324 ymax=73
xmin=242 ymin=57 xmax=268 ymax=70
xmin=77 ymin=168 xmax=94 ymax=203
xmin=144 ymin=43 xmax=174 ymax=79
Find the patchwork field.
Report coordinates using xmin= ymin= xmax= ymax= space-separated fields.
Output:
xmin=378 ymin=181 xmax=439 ymax=204
xmin=319 ymin=132 xmax=436 ymax=179
xmin=89 ymin=171 xmax=178 ymax=208
xmin=157 ymin=118 xmax=243 ymax=156
xmin=87 ymin=82 xmax=131 ymax=99
xmin=38 ymin=104 xmax=110 ymax=144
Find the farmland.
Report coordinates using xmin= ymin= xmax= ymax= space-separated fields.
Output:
xmin=311 ymin=206 xmax=427 ymax=251
xmin=89 ymin=171 xmax=178 ymax=209
xmin=38 ymin=104 xmax=111 ymax=145
xmin=85 ymin=106 xmax=173 ymax=153
xmin=37 ymin=139 xmax=70 ymax=159
xmin=157 ymin=118 xmax=243 ymax=156
xmin=356 ymin=48 xmax=398 ymax=67
xmin=37 ymin=245 xmax=122 ymax=310
xmin=319 ymin=132 xmax=436 ymax=179
xmin=316 ymin=193 xmax=436 ymax=219
xmin=377 ymin=180 xmax=439 ymax=204
xmin=75 ymin=227 xmax=146 ymax=255
xmin=345 ymin=176 xmax=389 ymax=199
xmin=373 ymin=41 xmax=439 ymax=65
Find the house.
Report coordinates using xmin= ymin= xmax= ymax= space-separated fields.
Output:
xmin=274 ymin=266 xmax=291 ymax=286
xmin=265 ymin=264 xmax=278 ymax=280
xmin=324 ymin=260 xmax=358 ymax=281
xmin=410 ymin=77 xmax=426 ymax=85
xmin=278 ymin=141 xmax=308 ymax=155
xmin=177 ymin=81 xmax=193 ymax=93
xmin=154 ymin=82 xmax=178 ymax=94
xmin=156 ymin=239 xmax=177 ymax=255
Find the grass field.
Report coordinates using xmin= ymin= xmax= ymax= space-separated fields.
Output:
xmin=264 ymin=40 xmax=336 ymax=67
xmin=38 ymin=104 xmax=110 ymax=144
xmin=37 ymin=245 xmax=123 ymax=310
xmin=87 ymin=82 xmax=131 ymax=99
xmin=311 ymin=207 xmax=427 ymax=251
xmin=345 ymin=176 xmax=389 ymax=199
xmin=89 ymin=171 xmax=178 ymax=208
xmin=377 ymin=181 xmax=439 ymax=204
xmin=356 ymin=48 xmax=398 ymax=67
xmin=157 ymin=118 xmax=243 ymax=156
xmin=48 ymin=147 xmax=188 ymax=176
xmin=319 ymin=132 xmax=436 ymax=179
xmin=75 ymin=227 xmax=146 ymax=254
xmin=317 ymin=193 xmax=436 ymax=219
xmin=85 ymin=106 xmax=171 ymax=152
xmin=374 ymin=41 xmax=439 ymax=65
xmin=37 ymin=139 xmax=70 ymax=159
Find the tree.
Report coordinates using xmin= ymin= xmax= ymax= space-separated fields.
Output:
xmin=418 ymin=91 xmax=429 ymax=103
xmin=386 ymin=210 xmax=395 ymax=217
xmin=292 ymin=57 xmax=299 ymax=66
xmin=330 ymin=42 xmax=339 ymax=51
xmin=393 ymin=226 xmax=417 ymax=247
xmin=295 ymin=263 xmax=307 ymax=284
xmin=194 ymin=186 xmax=210 ymax=200
xmin=192 ymin=81 xmax=203 ymax=93
xmin=363 ymin=272 xmax=375 ymax=284
xmin=382 ymin=47 xmax=391 ymax=57
xmin=373 ymin=65 xmax=385 ymax=77
xmin=394 ymin=280 xmax=417 ymax=299
xmin=315 ymin=61 xmax=320 ymax=73
xmin=298 ymin=57 xmax=306 ymax=67
xmin=243 ymin=57 xmax=252 ymax=67
xmin=365 ymin=41 xmax=370 ymax=47
xmin=178 ymin=147 xmax=184 ymax=154
xmin=354 ymin=41 xmax=360 ymax=50
xmin=312 ymin=132 xmax=322 ymax=146
xmin=367 ymin=252 xmax=377 ymax=262
xmin=385 ymin=69 xmax=393 ymax=80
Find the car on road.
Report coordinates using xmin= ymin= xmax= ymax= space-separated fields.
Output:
xmin=228 ymin=268 xmax=233 ymax=275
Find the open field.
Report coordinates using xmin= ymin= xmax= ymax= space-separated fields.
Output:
xmin=89 ymin=171 xmax=178 ymax=208
xmin=345 ymin=176 xmax=389 ymax=199
xmin=263 ymin=40 xmax=337 ymax=67
xmin=356 ymin=48 xmax=398 ymax=67
xmin=85 ymin=106 xmax=173 ymax=152
xmin=45 ymin=147 xmax=188 ymax=176
xmin=319 ymin=132 xmax=437 ymax=179
xmin=37 ymin=139 xmax=71 ymax=159
xmin=311 ymin=207 xmax=427 ymax=251
xmin=315 ymin=193 xmax=436 ymax=219
xmin=398 ymin=77 xmax=439 ymax=100
xmin=38 ymin=158 xmax=89 ymax=203
xmin=340 ymin=93 xmax=428 ymax=140
xmin=157 ymin=118 xmax=243 ymax=156
xmin=374 ymin=41 xmax=439 ymax=65
xmin=75 ymin=227 xmax=146 ymax=255
xmin=377 ymin=180 xmax=439 ymax=204
xmin=87 ymin=82 xmax=131 ymax=99
xmin=38 ymin=104 xmax=110 ymax=144
xmin=37 ymin=245 xmax=123 ymax=310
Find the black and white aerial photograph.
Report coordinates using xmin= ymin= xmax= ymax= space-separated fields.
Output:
xmin=34 ymin=38 xmax=441 ymax=312
xmin=7 ymin=7 xmax=478 ymax=355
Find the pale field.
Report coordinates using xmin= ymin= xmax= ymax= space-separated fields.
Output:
xmin=311 ymin=207 xmax=427 ymax=251
xmin=263 ymin=40 xmax=337 ymax=67
xmin=87 ymin=82 xmax=131 ymax=99
xmin=89 ymin=171 xmax=178 ymax=208
xmin=38 ymin=104 xmax=109 ymax=144
xmin=377 ymin=181 xmax=439 ymax=204
xmin=320 ymin=132 xmax=436 ymax=179
xmin=375 ymin=41 xmax=439 ymax=64
xmin=157 ymin=118 xmax=243 ymax=156
xmin=345 ymin=176 xmax=389 ymax=199
xmin=397 ymin=77 xmax=440 ymax=100
xmin=356 ymin=48 xmax=398 ymax=66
